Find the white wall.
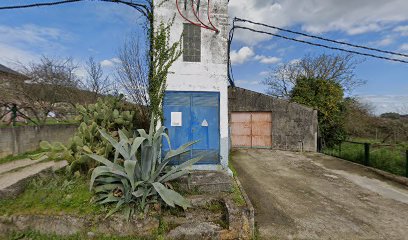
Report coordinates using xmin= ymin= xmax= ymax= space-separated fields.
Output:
xmin=155 ymin=0 xmax=230 ymax=173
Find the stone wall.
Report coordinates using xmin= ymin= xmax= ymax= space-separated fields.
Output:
xmin=228 ymin=87 xmax=318 ymax=152
xmin=0 ymin=124 xmax=77 ymax=158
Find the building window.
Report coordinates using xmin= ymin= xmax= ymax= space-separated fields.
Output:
xmin=183 ymin=23 xmax=201 ymax=62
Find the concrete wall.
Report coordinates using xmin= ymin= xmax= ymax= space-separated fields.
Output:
xmin=0 ymin=124 xmax=77 ymax=158
xmin=228 ymin=87 xmax=318 ymax=152
xmin=155 ymin=1 xmax=230 ymax=172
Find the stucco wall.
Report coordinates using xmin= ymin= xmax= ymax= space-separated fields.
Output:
xmin=228 ymin=87 xmax=318 ymax=152
xmin=0 ymin=124 xmax=77 ymax=158
xmin=155 ymin=1 xmax=230 ymax=171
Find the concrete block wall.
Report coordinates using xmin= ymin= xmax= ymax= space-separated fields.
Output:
xmin=0 ymin=124 xmax=77 ymax=158
xmin=228 ymin=87 xmax=318 ymax=152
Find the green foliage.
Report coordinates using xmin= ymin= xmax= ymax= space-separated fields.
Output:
xmin=38 ymin=96 xmax=136 ymax=173
xmin=325 ymin=140 xmax=407 ymax=176
xmin=290 ymin=77 xmax=347 ymax=147
xmin=0 ymin=172 xmax=102 ymax=216
xmin=89 ymin=115 xmax=202 ymax=220
xmin=33 ymin=141 xmax=75 ymax=162
xmin=149 ymin=20 xmax=182 ymax=122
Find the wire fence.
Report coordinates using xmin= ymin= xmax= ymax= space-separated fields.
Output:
xmin=323 ymin=141 xmax=408 ymax=177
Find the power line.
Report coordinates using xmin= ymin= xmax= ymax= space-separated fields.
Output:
xmin=233 ymin=25 xmax=408 ymax=64
xmin=0 ymin=0 xmax=83 ymax=10
xmin=0 ymin=0 xmax=151 ymax=18
xmin=235 ymin=17 xmax=408 ymax=59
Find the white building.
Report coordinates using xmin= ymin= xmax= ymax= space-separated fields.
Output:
xmin=155 ymin=0 xmax=230 ymax=173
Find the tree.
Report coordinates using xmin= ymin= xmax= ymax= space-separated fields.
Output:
xmin=116 ymin=34 xmax=150 ymax=123
xmin=6 ymin=56 xmax=81 ymax=123
xmin=84 ymin=57 xmax=112 ymax=100
xmin=290 ymin=77 xmax=346 ymax=147
xmin=264 ymin=53 xmax=364 ymax=98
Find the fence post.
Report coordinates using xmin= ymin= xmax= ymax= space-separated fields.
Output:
xmin=364 ymin=143 xmax=370 ymax=166
xmin=406 ymin=150 xmax=408 ymax=178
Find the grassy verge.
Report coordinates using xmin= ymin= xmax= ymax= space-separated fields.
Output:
xmin=324 ymin=140 xmax=407 ymax=177
xmin=0 ymin=172 xmax=103 ymax=217
xmin=0 ymin=149 xmax=47 ymax=165
xmin=228 ymin=155 xmax=246 ymax=207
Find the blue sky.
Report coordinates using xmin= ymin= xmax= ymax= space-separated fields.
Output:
xmin=0 ymin=0 xmax=408 ymax=114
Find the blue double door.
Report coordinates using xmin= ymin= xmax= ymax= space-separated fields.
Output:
xmin=162 ymin=91 xmax=220 ymax=165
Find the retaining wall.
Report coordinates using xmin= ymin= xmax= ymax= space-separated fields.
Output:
xmin=0 ymin=124 xmax=77 ymax=158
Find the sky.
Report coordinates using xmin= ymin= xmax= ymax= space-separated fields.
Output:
xmin=0 ymin=0 xmax=407 ymax=115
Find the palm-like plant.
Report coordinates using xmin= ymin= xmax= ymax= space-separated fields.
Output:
xmin=89 ymin=115 xmax=202 ymax=219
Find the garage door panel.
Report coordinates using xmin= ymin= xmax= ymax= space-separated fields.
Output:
xmin=231 ymin=112 xmax=272 ymax=148
xmin=251 ymin=112 xmax=272 ymax=122
xmin=231 ymin=135 xmax=251 ymax=147
xmin=251 ymin=122 xmax=272 ymax=136
xmin=231 ymin=122 xmax=251 ymax=135
xmin=231 ymin=112 xmax=251 ymax=123
xmin=252 ymin=136 xmax=272 ymax=148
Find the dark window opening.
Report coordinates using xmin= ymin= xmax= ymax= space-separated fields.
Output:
xmin=183 ymin=23 xmax=201 ymax=62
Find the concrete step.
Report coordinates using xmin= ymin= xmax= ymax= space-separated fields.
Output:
xmin=0 ymin=156 xmax=47 ymax=175
xmin=0 ymin=160 xmax=68 ymax=199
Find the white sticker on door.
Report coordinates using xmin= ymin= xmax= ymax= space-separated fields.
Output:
xmin=171 ymin=112 xmax=182 ymax=126
xmin=201 ymin=119 xmax=209 ymax=127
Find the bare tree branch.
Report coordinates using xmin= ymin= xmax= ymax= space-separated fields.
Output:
xmin=263 ymin=53 xmax=365 ymax=98
xmin=83 ymin=57 xmax=112 ymax=99
xmin=115 ymin=34 xmax=150 ymax=121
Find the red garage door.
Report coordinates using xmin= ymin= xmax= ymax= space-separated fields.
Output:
xmin=231 ymin=112 xmax=272 ymax=148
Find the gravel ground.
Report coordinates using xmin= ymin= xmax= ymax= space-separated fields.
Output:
xmin=231 ymin=149 xmax=408 ymax=240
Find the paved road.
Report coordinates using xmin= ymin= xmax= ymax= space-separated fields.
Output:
xmin=231 ymin=149 xmax=408 ymax=240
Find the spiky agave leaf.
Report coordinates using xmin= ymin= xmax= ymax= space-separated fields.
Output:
xmin=152 ymin=182 xmax=191 ymax=209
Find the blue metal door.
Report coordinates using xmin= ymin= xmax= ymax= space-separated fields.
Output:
xmin=162 ymin=91 xmax=220 ymax=165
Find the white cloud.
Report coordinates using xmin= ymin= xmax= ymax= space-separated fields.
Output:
xmin=235 ymin=79 xmax=261 ymax=86
xmin=259 ymin=71 xmax=269 ymax=76
xmin=371 ymin=36 xmax=394 ymax=47
xmin=358 ymin=95 xmax=408 ymax=115
xmin=254 ymin=55 xmax=281 ymax=64
xmin=399 ymin=43 xmax=408 ymax=51
xmin=230 ymin=46 xmax=254 ymax=65
xmin=0 ymin=24 xmax=69 ymax=65
xmin=394 ymin=25 xmax=408 ymax=36
xmin=0 ymin=24 xmax=67 ymax=45
xmin=230 ymin=0 xmax=408 ymax=45
xmin=0 ymin=43 xmax=37 ymax=66
xmin=289 ymin=58 xmax=301 ymax=64
xmin=74 ymin=66 xmax=88 ymax=79
xmin=100 ymin=57 xmax=121 ymax=67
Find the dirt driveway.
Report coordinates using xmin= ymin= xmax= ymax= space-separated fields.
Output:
xmin=231 ymin=149 xmax=408 ymax=240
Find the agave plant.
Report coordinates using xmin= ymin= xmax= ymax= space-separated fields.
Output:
xmin=89 ymin=115 xmax=202 ymax=219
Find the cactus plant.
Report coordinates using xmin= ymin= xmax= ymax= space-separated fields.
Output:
xmin=38 ymin=96 xmax=138 ymax=174
xmin=68 ymin=96 xmax=136 ymax=173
